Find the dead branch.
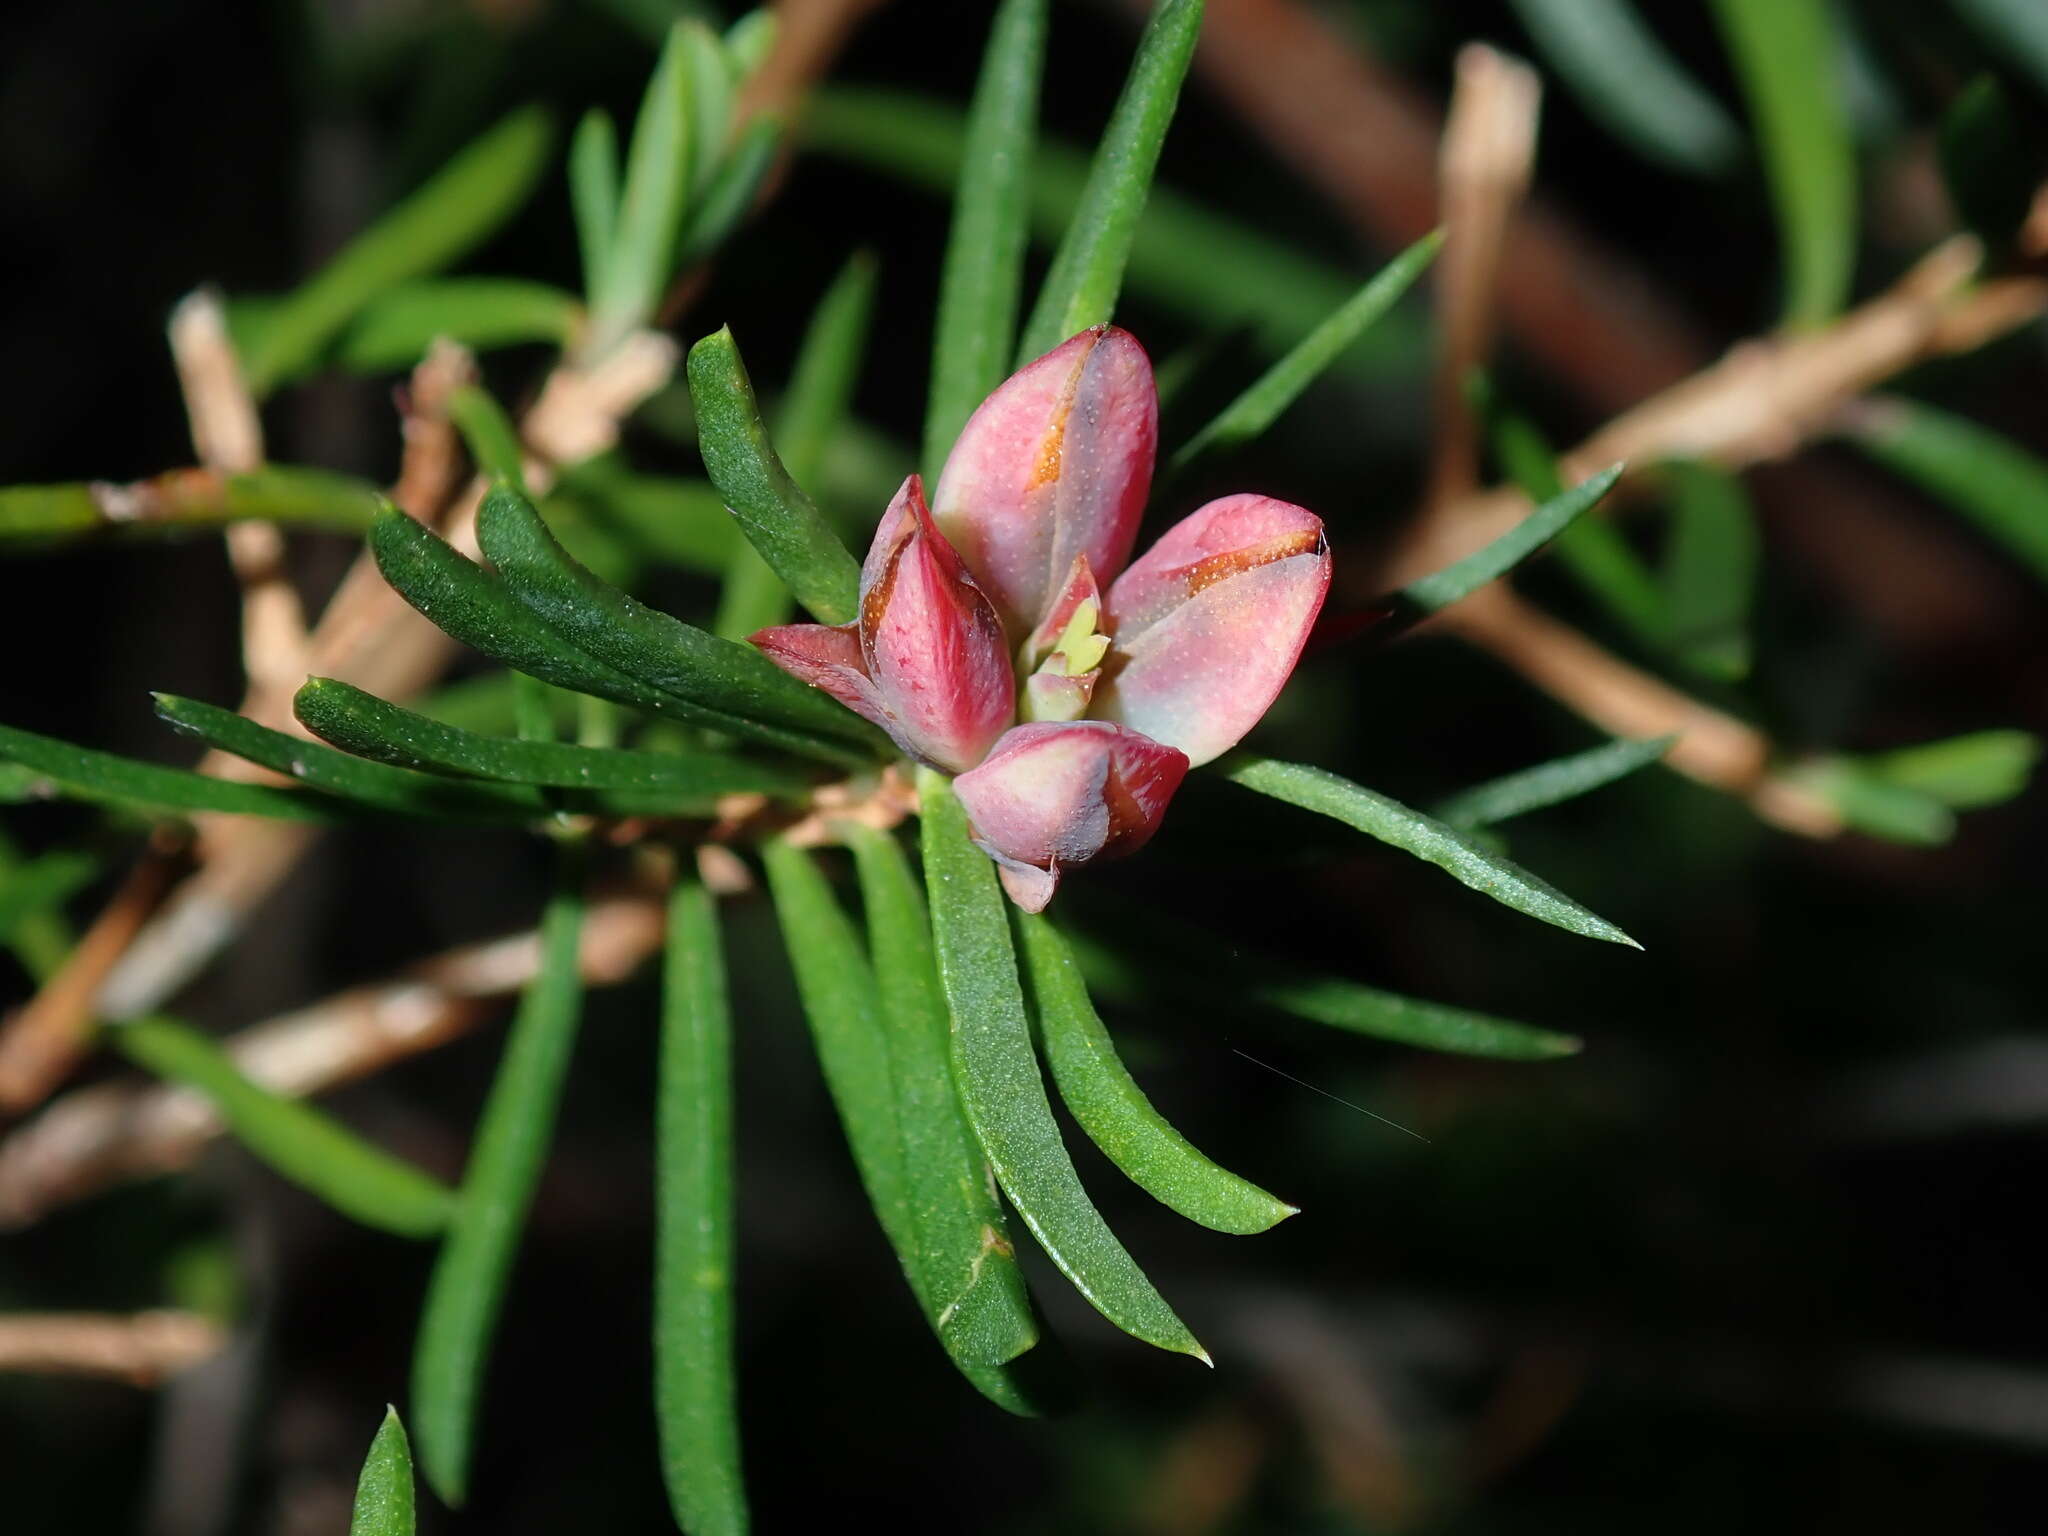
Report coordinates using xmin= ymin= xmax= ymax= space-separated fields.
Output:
xmin=0 ymin=1310 xmax=226 ymax=1386
xmin=0 ymin=895 xmax=664 ymax=1229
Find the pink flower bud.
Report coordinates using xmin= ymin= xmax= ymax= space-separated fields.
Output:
xmin=951 ymin=721 xmax=1188 ymax=911
xmin=1094 ymin=494 xmax=1331 ymax=768
xmin=931 ymin=327 xmax=1157 ymax=635
xmin=753 ymin=476 xmax=1014 ymax=773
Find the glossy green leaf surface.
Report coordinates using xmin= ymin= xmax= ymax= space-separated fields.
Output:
xmin=918 ymin=768 xmax=1208 ymax=1362
xmin=153 ymin=693 xmax=548 ymax=822
xmin=1434 ymin=735 xmax=1676 ymax=829
xmin=242 ymin=108 xmax=554 ymax=394
xmin=654 ymin=878 xmax=747 ymax=1536
xmin=925 ymin=0 xmax=1049 ymax=474
xmin=114 ymin=1017 xmax=456 ymax=1237
xmin=349 ymin=1408 xmax=416 ymax=1536
xmin=1404 ymin=466 xmax=1624 ymax=614
xmin=0 ymin=720 xmax=345 ymax=823
xmin=1016 ymin=0 xmax=1204 ymax=362
xmin=687 ymin=328 xmax=862 ymax=625
xmin=1016 ymin=912 xmax=1295 ymax=1235
xmin=1172 ymin=229 xmax=1441 ymax=471
xmin=475 ymin=486 xmax=880 ymax=761
xmin=412 ymin=855 xmax=587 ymax=1506
xmin=1507 ymin=0 xmax=1741 ymax=175
xmin=1221 ymin=755 xmax=1640 ymax=947
xmin=1711 ymin=0 xmax=1857 ymax=326
xmin=843 ymin=825 xmax=1038 ymax=1367
xmin=293 ymin=678 xmax=805 ymax=800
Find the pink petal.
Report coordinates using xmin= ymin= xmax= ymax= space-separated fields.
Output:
xmin=931 ymin=327 xmax=1157 ymax=634
xmin=952 ymin=721 xmax=1188 ymax=912
xmin=858 ymin=475 xmax=1015 ymax=772
xmin=749 ymin=621 xmax=892 ymax=731
xmin=1096 ymin=494 xmax=1331 ymax=768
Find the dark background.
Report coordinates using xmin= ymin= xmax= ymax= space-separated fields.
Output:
xmin=3 ymin=1 xmax=2046 ymax=1531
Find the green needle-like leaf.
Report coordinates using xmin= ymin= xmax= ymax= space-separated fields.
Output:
xmin=918 ymin=768 xmax=1208 ymax=1362
xmin=475 ymin=486 xmax=880 ymax=757
xmin=1253 ymin=975 xmax=1583 ymax=1060
xmin=654 ymin=878 xmax=747 ymax=1536
xmin=687 ymin=327 xmax=862 ymax=624
xmin=413 ymin=851 xmax=587 ymax=1507
xmin=350 ymin=1408 xmax=416 ymax=1536
xmin=152 ymin=693 xmax=548 ymax=822
xmin=569 ymin=108 xmax=621 ymax=299
xmin=1661 ymin=460 xmax=1759 ymax=680
xmin=673 ymin=117 xmax=781 ymax=269
xmin=243 ymin=108 xmax=554 ymax=394
xmin=292 ymin=678 xmax=806 ymax=800
xmin=1016 ymin=912 xmax=1296 ymax=1235
xmin=333 ymin=280 xmax=581 ymax=374
xmin=0 ymin=847 xmax=94 ymax=981
xmin=448 ymin=386 xmax=527 ymax=492
xmin=1433 ymin=735 xmax=1676 ymax=829
xmin=1221 ymin=755 xmax=1641 ymax=948
xmin=1403 ymin=466 xmax=1624 ymax=614
xmin=681 ymin=21 xmax=733 ymax=195
xmin=1861 ymin=730 xmax=2040 ymax=810
xmin=925 ymin=0 xmax=1049 ymax=474
xmin=588 ymin=24 xmax=694 ymax=357
xmin=1711 ymin=0 xmax=1857 ymax=327
xmin=0 ymin=466 xmax=379 ymax=548
xmin=1506 ymin=0 xmax=1742 ymax=175
xmin=1016 ymin=0 xmax=1204 ymax=363
xmin=843 ymin=824 xmax=1038 ymax=1367
xmin=1172 ymin=230 xmax=1442 ymax=471
xmin=1844 ymin=396 xmax=2048 ymax=586
xmin=114 ymin=1017 xmax=456 ymax=1238
xmin=0 ymin=720 xmax=346 ymax=823
xmin=717 ymin=253 xmax=877 ymax=640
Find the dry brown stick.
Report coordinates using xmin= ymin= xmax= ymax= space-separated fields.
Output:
xmin=0 ymin=894 xmax=665 ymax=1230
xmin=1429 ymin=44 xmax=1541 ymax=513
xmin=0 ymin=1311 xmax=226 ymax=1386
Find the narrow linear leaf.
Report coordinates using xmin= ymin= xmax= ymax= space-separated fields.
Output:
xmin=1844 ymin=396 xmax=2048 ymax=585
xmin=475 ymin=486 xmax=881 ymax=758
xmin=1791 ymin=759 xmax=1955 ymax=846
xmin=681 ymin=21 xmax=734 ymax=196
xmin=0 ymin=466 xmax=379 ymax=548
xmin=152 ymin=693 xmax=547 ymax=822
xmin=1661 ymin=459 xmax=1759 ymax=680
xmin=654 ymin=878 xmax=747 ymax=1536
xmin=0 ymin=849 xmax=96 ymax=952
xmin=0 ymin=720 xmax=345 ymax=823
xmin=918 ymin=768 xmax=1208 ymax=1362
xmin=1862 ymin=729 xmax=2039 ymax=810
xmin=293 ymin=678 xmax=806 ymax=799
xmin=412 ymin=852 xmax=586 ymax=1507
xmin=1711 ymin=0 xmax=1857 ymax=327
xmin=673 ymin=116 xmax=781 ymax=268
xmin=722 ymin=10 xmax=777 ymax=78
xmin=843 ymin=824 xmax=1038 ymax=1368
xmin=1433 ymin=734 xmax=1676 ymax=829
xmin=1016 ymin=0 xmax=1205 ymax=362
xmin=114 ymin=1017 xmax=455 ymax=1238
xmin=333 ymin=279 xmax=581 ymax=373
xmin=350 ymin=1409 xmax=416 ymax=1536
xmin=1221 ymin=755 xmax=1641 ymax=948
xmin=1016 ymin=912 xmax=1296 ymax=1235
xmin=925 ymin=0 xmax=1050 ymax=474
xmin=1506 ymin=0 xmax=1742 ymax=175
xmin=1172 ymin=230 xmax=1442 ymax=471
xmin=686 ymin=327 xmax=862 ymax=624
xmin=570 ymin=108 xmax=621 ymax=298
xmin=243 ymin=107 xmax=554 ymax=393
xmin=1403 ymin=466 xmax=1624 ymax=614
xmin=589 ymin=24 xmax=694 ymax=355
xmin=805 ymin=90 xmax=1427 ymax=389
xmin=718 ymin=252 xmax=878 ymax=640
xmin=548 ymin=464 xmax=742 ymax=575
xmin=1254 ymin=975 xmax=1583 ymax=1060
xmin=448 ymin=386 xmax=528 ymax=493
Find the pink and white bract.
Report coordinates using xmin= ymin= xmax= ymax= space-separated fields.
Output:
xmin=753 ymin=326 xmax=1332 ymax=910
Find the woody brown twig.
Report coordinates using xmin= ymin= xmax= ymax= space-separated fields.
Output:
xmin=0 ymin=1311 xmax=226 ymax=1386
